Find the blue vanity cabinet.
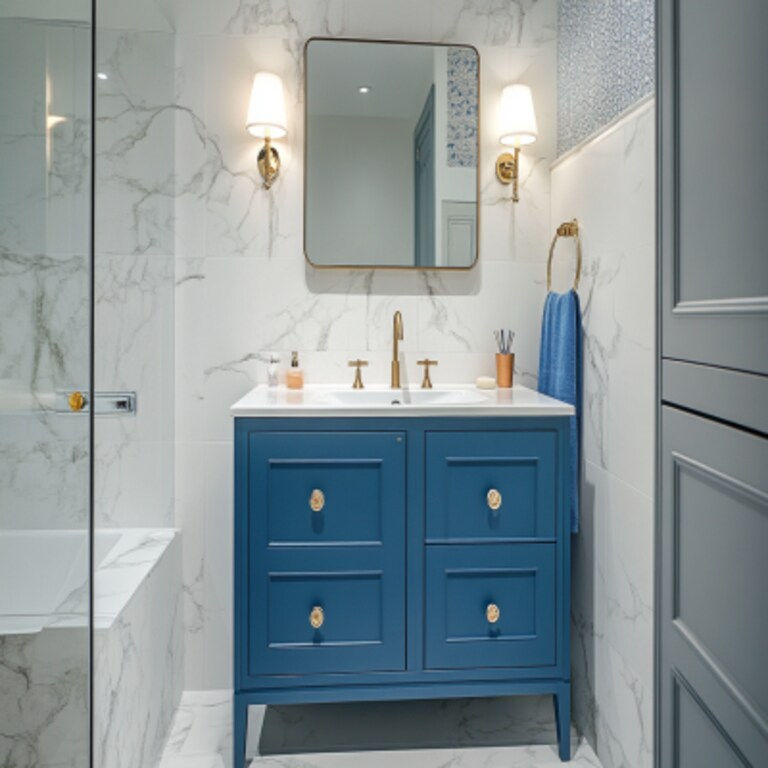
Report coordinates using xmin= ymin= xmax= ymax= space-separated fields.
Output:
xmin=234 ymin=417 xmax=572 ymax=766
xmin=244 ymin=431 xmax=406 ymax=677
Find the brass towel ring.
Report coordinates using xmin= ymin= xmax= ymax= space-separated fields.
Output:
xmin=547 ymin=219 xmax=582 ymax=292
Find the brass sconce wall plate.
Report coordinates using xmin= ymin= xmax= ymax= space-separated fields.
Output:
xmin=258 ymin=137 xmax=281 ymax=189
xmin=496 ymin=148 xmax=520 ymax=202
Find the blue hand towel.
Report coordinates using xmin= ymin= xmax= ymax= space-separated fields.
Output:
xmin=538 ymin=289 xmax=582 ymax=533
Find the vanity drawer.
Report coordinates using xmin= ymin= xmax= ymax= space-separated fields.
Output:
xmin=425 ymin=431 xmax=557 ymax=542
xmin=248 ymin=549 xmax=405 ymax=676
xmin=424 ymin=544 xmax=556 ymax=670
xmin=248 ymin=431 xmax=405 ymax=547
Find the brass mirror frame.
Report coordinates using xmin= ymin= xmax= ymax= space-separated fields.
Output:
xmin=303 ymin=37 xmax=481 ymax=271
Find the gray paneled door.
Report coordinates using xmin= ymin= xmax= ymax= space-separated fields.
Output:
xmin=659 ymin=409 xmax=768 ymax=767
xmin=658 ymin=1 xmax=768 ymax=766
xmin=659 ymin=0 xmax=768 ymax=377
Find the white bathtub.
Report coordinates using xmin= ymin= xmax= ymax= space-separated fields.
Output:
xmin=0 ymin=528 xmax=177 ymax=635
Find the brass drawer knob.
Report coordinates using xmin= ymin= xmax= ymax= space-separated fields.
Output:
xmin=309 ymin=605 xmax=324 ymax=629
xmin=486 ymin=603 xmax=500 ymax=624
xmin=68 ymin=391 xmax=87 ymax=412
xmin=309 ymin=489 xmax=325 ymax=512
xmin=487 ymin=488 xmax=502 ymax=511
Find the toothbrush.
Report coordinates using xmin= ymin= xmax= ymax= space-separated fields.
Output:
xmin=494 ymin=329 xmax=516 ymax=354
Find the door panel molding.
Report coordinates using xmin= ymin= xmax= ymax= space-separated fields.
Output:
xmin=670 ymin=448 xmax=768 ymax=739
xmin=672 ymin=670 xmax=752 ymax=768
xmin=660 ymin=406 xmax=768 ymax=765
xmin=660 ymin=0 xmax=768 ymax=376
xmin=671 ymin=617 xmax=768 ymax=743
xmin=672 ymin=296 xmax=768 ymax=317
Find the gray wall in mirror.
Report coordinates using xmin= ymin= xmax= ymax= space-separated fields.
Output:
xmin=305 ymin=39 xmax=479 ymax=269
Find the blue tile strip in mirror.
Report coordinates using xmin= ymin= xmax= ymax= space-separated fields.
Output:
xmin=446 ymin=47 xmax=479 ymax=168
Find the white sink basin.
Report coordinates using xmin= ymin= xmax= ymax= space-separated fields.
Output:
xmin=230 ymin=384 xmax=575 ymax=418
xmin=319 ymin=388 xmax=489 ymax=407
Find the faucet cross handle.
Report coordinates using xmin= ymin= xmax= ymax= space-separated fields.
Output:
xmin=348 ymin=359 xmax=368 ymax=389
xmin=417 ymin=359 xmax=438 ymax=389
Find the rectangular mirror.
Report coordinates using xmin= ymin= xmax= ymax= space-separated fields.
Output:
xmin=305 ymin=39 xmax=479 ymax=269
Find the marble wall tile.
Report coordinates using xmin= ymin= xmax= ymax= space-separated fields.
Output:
xmin=94 ymin=21 xmax=176 ymax=527
xmin=95 ymin=255 xmax=175 ymax=441
xmin=170 ymin=0 xmax=557 ymax=45
xmin=173 ymin=0 xmax=560 ymax=693
xmin=0 ymin=415 xmax=90 ymax=530
xmin=175 ymin=443 xmax=233 ymax=690
xmin=91 ymin=14 xmax=181 ymax=763
xmin=0 ymin=22 xmax=91 ymax=259
xmin=95 ymin=28 xmax=176 ymax=257
xmin=98 ymin=0 xmax=174 ymax=34
xmin=550 ymin=102 xmax=655 ymax=768
xmin=0 ymin=628 xmax=89 ymax=768
xmin=0 ymin=17 xmax=91 ymax=536
xmin=93 ymin=532 xmax=184 ymax=768
xmin=94 ymin=254 xmax=175 ymax=527
xmin=432 ymin=0 xmax=556 ymax=48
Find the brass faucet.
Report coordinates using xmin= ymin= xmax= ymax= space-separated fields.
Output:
xmin=391 ymin=310 xmax=404 ymax=389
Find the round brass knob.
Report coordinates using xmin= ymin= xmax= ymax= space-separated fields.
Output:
xmin=309 ymin=489 xmax=325 ymax=512
xmin=487 ymin=488 xmax=502 ymax=511
xmin=68 ymin=391 xmax=86 ymax=412
xmin=486 ymin=603 xmax=500 ymax=624
xmin=309 ymin=605 xmax=324 ymax=629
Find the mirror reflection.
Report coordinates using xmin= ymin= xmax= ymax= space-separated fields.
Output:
xmin=305 ymin=39 xmax=479 ymax=269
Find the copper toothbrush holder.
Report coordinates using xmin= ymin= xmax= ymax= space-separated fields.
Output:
xmin=495 ymin=353 xmax=514 ymax=388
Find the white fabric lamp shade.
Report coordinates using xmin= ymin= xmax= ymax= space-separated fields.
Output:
xmin=499 ymin=84 xmax=538 ymax=147
xmin=246 ymin=72 xmax=287 ymax=139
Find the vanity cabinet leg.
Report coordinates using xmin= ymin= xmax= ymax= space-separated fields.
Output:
xmin=554 ymin=685 xmax=571 ymax=761
xmin=233 ymin=694 xmax=248 ymax=768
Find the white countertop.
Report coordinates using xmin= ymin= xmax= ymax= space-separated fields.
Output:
xmin=230 ymin=384 xmax=574 ymax=418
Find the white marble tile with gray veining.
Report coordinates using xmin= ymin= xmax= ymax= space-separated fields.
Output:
xmin=94 ymin=531 xmax=183 ymax=768
xmin=95 ymin=28 xmax=176 ymax=257
xmin=172 ymin=0 xmax=560 ymax=695
xmin=157 ymin=691 xmax=602 ymax=768
xmin=0 ymin=628 xmax=89 ymax=768
xmin=432 ymin=0 xmax=556 ymax=48
xmin=551 ymin=102 xmax=655 ymax=768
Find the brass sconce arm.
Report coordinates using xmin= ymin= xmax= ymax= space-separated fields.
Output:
xmin=496 ymin=148 xmax=521 ymax=203
xmin=258 ymin=136 xmax=281 ymax=189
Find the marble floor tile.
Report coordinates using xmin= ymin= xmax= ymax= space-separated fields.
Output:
xmin=158 ymin=691 xmax=602 ymax=768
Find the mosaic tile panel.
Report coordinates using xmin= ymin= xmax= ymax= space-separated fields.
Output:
xmin=557 ymin=0 xmax=654 ymax=155
xmin=446 ymin=46 xmax=479 ymax=168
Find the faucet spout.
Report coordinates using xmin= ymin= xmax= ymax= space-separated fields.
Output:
xmin=391 ymin=311 xmax=404 ymax=389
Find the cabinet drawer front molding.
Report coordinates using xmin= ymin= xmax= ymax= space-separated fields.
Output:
xmin=426 ymin=431 xmax=557 ymax=542
xmin=425 ymin=544 xmax=557 ymax=670
xmin=250 ymin=432 xmax=405 ymax=547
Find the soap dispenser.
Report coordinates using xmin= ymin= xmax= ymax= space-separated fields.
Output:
xmin=267 ymin=353 xmax=280 ymax=387
xmin=286 ymin=351 xmax=304 ymax=390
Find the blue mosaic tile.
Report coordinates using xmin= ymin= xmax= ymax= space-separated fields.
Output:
xmin=446 ymin=47 xmax=478 ymax=168
xmin=557 ymin=0 xmax=654 ymax=155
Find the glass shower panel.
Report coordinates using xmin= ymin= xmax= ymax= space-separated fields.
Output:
xmin=0 ymin=5 xmax=93 ymax=768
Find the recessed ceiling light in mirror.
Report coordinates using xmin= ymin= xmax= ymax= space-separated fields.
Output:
xmin=358 ymin=85 xmax=371 ymax=94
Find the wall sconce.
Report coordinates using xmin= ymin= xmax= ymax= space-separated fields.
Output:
xmin=246 ymin=71 xmax=287 ymax=189
xmin=496 ymin=84 xmax=538 ymax=203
